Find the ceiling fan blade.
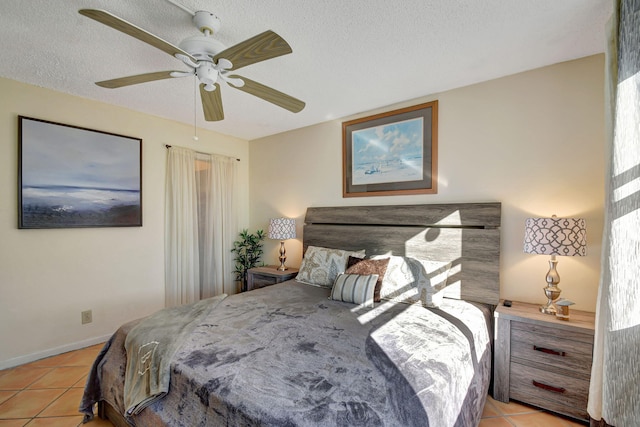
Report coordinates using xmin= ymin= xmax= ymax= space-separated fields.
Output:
xmin=200 ymin=83 xmax=224 ymax=121
xmin=213 ymin=30 xmax=292 ymax=71
xmin=79 ymin=9 xmax=197 ymax=63
xmin=228 ymin=75 xmax=305 ymax=113
xmin=96 ymin=71 xmax=183 ymax=88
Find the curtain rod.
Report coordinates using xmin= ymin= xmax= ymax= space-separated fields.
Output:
xmin=165 ymin=144 xmax=240 ymax=161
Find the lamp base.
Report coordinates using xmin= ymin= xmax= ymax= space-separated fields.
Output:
xmin=539 ymin=301 xmax=558 ymax=315
xmin=539 ymin=284 xmax=561 ymax=315
xmin=539 ymin=256 xmax=562 ymax=315
xmin=276 ymin=241 xmax=288 ymax=271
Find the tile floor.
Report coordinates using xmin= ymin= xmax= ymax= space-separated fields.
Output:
xmin=0 ymin=344 xmax=587 ymax=426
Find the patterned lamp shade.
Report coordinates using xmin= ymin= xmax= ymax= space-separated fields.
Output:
xmin=523 ymin=217 xmax=587 ymax=257
xmin=268 ymin=218 xmax=296 ymax=240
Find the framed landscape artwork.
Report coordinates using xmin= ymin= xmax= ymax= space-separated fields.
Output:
xmin=342 ymin=101 xmax=438 ymax=197
xmin=18 ymin=116 xmax=142 ymax=229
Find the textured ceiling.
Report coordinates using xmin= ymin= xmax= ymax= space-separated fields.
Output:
xmin=0 ymin=0 xmax=611 ymax=140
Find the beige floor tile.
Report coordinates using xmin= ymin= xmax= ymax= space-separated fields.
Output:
xmin=480 ymin=417 xmax=516 ymax=427
xmin=482 ymin=398 xmax=502 ymax=418
xmin=71 ymin=374 xmax=88 ymax=389
xmin=0 ymin=368 xmax=53 ymax=391
xmin=28 ymin=368 xmax=87 ymax=390
xmin=508 ymin=411 xmax=576 ymax=427
xmin=61 ymin=347 xmax=101 ymax=368
xmin=38 ymin=388 xmax=84 ymax=418
xmin=0 ymin=392 xmax=17 ymax=406
xmin=0 ymin=389 xmax=65 ymax=419
xmin=0 ymin=419 xmax=29 ymax=426
xmin=24 ymin=415 xmax=84 ymax=426
xmin=490 ymin=398 xmax=541 ymax=416
xmin=24 ymin=353 xmax=74 ymax=369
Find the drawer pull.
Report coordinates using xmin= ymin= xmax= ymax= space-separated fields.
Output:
xmin=532 ymin=380 xmax=566 ymax=394
xmin=533 ymin=345 xmax=566 ymax=357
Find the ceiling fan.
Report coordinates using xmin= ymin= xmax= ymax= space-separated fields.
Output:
xmin=78 ymin=3 xmax=305 ymax=121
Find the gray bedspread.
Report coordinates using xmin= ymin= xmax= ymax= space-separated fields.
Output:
xmin=82 ymin=280 xmax=492 ymax=427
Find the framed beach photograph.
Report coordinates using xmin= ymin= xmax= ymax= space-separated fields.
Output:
xmin=342 ymin=101 xmax=438 ymax=197
xmin=18 ymin=116 xmax=142 ymax=229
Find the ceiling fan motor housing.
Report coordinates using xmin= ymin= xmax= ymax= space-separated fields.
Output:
xmin=179 ymin=34 xmax=226 ymax=59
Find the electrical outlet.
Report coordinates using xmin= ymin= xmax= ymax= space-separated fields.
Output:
xmin=81 ymin=310 xmax=92 ymax=325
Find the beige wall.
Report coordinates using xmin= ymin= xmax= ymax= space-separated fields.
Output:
xmin=0 ymin=78 xmax=250 ymax=368
xmin=250 ymin=55 xmax=605 ymax=313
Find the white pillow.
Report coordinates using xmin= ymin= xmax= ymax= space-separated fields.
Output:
xmin=372 ymin=255 xmax=451 ymax=307
xmin=329 ymin=273 xmax=379 ymax=308
xmin=296 ymin=246 xmax=366 ymax=288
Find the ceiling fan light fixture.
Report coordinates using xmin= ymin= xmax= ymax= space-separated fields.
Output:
xmin=195 ymin=62 xmax=219 ymax=89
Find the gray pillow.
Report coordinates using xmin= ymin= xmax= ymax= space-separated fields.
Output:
xmin=296 ymin=246 xmax=366 ymax=288
xmin=329 ymin=273 xmax=379 ymax=308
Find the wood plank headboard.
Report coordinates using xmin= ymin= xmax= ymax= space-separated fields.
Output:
xmin=303 ymin=202 xmax=501 ymax=305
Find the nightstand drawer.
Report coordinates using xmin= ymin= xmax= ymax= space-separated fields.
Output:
xmin=245 ymin=267 xmax=298 ymax=292
xmin=511 ymin=361 xmax=589 ymax=419
xmin=251 ymin=274 xmax=279 ymax=289
xmin=511 ymin=322 xmax=593 ymax=379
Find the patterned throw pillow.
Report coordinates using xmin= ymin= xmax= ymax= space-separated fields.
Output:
xmin=296 ymin=246 xmax=366 ymax=288
xmin=345 ymin=256 xmax=390 ymax=302
xmin=330 ymin=273 xmax=379 ymax=308
xmin=372 ymin=255 xmax=451 ymax=307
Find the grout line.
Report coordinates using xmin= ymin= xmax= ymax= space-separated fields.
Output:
xmin=33 ymin=384 xmax=77 ymax=419
xmin=504 ymin=416 xmax=518 ymax=426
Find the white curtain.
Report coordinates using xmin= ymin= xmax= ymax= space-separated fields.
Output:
xmin=588 ymin=1 xmax=640 ymax=426
xmin=165 ymin=146 xmax=237 ymax=307
xmin=197 ymin=152 xmax=237 ymax=299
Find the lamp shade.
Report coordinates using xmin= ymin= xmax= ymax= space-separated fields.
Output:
xmin=268 ymin=218 xmax=296 ymax=240
xmin=523 ymin=217 xmax=586 ymax=256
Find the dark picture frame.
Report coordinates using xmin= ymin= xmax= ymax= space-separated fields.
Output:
xmin=18 ymin=116 xmax=142 ymax=229
xmin=342 ymin=101 xmax=438 ymax=197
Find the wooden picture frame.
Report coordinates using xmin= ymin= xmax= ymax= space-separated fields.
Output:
xmin=18 ymin=116 xmax=142 ymax=229
xmin=342 ymin=101 xmax=438 ymax=197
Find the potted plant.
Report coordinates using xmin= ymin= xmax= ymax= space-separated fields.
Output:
xmin=231 ymin=229 xmax=265 ymax=292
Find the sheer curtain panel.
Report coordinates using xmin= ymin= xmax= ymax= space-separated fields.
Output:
xmin=197 ymin=153 xmax=237 ymax=299
xmin=165 ymin=146 xmax=237 ymax=307
xmin=165 ymin=147 xmax=200 ymax=307
xmin=588 ymin=1 xmax=640 ymax=426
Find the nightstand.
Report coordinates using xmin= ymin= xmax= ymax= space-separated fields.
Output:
xmin=245 ymin=266 xmax=298 ymax=292
xmin=493 ymin=300 xmax=595 ymax=421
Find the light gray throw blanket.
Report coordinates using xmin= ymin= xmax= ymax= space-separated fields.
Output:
xmin=123 ymin=294 xmax=227 ymax=417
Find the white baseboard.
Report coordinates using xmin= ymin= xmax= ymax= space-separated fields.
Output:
xmin=0 ymin=334 xmax=112 ymax=370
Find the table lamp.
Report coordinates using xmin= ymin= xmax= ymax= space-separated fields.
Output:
xmin=523 ymin=215 xmax=586 ymax=314
xmin=268 ymin=218 xmax=296 ymax=271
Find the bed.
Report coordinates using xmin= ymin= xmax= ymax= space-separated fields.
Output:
xmin=80 ymin=202 xmax=501 ymax=427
